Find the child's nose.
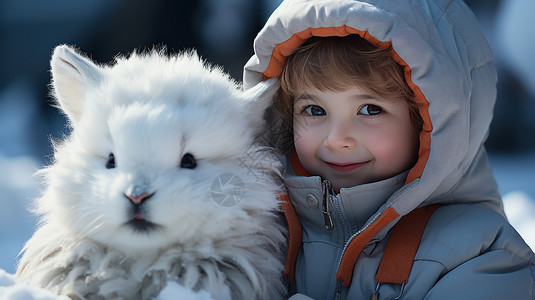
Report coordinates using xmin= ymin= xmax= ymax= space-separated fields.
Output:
xmin=324 ymin=121 xmax=357 ymax=150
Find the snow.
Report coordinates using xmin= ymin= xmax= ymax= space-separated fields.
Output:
xmin=489 ymin=153 xmax=535 ymax=249
xmin=503 ymin=191 xmax=535 ymax=248
xmin=155 ymin=282 xmax=216 ymax=300
xmin=0 ymin=269 xmax=69 ymax=300
xmin=0 ymin=269 xmax=216 ymax=300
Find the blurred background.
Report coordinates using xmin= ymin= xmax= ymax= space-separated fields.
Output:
xmin=1 ymin=0 xmax=534 ymax=273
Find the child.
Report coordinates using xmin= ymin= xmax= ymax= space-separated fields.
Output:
xmin=244 ymin=0 xmax=535 ymax=299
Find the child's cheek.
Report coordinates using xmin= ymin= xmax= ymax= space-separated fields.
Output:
xmin=292 ymin=115 xmax=311 ymax=145
xmin=293 ymin=125 xmax=315 ymax=158
xmin=293 ymin=119 xmax=322 ymax=171
xmin=370 ymin=126 xmax=417 ymax=175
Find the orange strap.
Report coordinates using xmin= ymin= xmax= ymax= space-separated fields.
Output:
xmin=280 ymin=188 xmax=439 ymax=287
xmin=375 ymin=204 xmax=440 ymax=284
xmin=279 ymin=193 xmax=302 ymax=283
xmin=336 ymin=207 xmax=400 ymax=286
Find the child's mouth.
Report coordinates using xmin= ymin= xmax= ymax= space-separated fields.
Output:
xmin=325 ymin=161 xmax=367 ymax=172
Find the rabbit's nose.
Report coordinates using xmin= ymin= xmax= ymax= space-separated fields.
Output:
xmin=124 ymin=184 xmax=154 ymax=205
xmin=124 ymin=192 xmax=153 ymax=205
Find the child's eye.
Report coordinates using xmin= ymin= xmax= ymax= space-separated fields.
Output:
xmin=358 ymin=104 xmax=383 ymax=116
xmin=302 ymin=105 xmax=326 ymax=116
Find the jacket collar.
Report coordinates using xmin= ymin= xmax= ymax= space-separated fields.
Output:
xmin=284 ymin=149 xmax=408 ymax=234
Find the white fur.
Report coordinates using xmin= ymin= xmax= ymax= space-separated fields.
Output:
xmin=16 ymin=45 xmax=286 ymax=300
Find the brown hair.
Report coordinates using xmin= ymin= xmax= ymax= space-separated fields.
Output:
xmin=274 ymin=34 xmax=422 ymax=152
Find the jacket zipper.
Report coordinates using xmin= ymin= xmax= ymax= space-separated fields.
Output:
xmin=331 ymin=192 xmax=355 ymax=300
xmin=334 ymin=279 xmax=343 ymax=300
xmin=322 ymin=180 xmax=350 ymax=299
xmin=322 ymin=179 xmax=334 ymax=230
xmin=334 ymin=211 xmax=382 ymax=285
xmin=332 ymin=193 xmax=352 ymax=241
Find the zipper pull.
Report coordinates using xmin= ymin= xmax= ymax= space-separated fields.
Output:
xmin=322 ymin=180 xmax=334 ymax=231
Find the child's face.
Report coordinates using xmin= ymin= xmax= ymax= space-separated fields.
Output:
xmin=292 ymin=87 xmax=419 ymax=192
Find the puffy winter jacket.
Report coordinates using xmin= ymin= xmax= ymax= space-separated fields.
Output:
xmin=244 ymin=0 xmax=535 ymax=299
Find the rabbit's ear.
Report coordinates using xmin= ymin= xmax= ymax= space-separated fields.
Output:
xmin=240 ymin=78 xmax=280 ymax=135
xmin=50 ymin=45 xmax=103 ymax=125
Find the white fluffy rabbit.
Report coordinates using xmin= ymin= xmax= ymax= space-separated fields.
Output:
xmin=16 ymin=45 xmax=286 ymax=300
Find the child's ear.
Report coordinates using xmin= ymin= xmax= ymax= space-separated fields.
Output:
xmin=240 ymin=78 xmax=280 ymax=135
xmin=50 ymin=45 xmax=103 ymax=125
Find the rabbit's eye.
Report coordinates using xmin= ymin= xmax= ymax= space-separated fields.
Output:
xmin=180 ymin=153 xmax=196 ymax=169
xmin=106 ymin=153 xmax=116 ymax=169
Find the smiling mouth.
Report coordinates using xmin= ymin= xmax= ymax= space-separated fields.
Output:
xmin=325 ymin=161 xmax=367 ymax=172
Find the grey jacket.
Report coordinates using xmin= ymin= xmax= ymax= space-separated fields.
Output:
xmin=244 ymin=0 xmax=535 ymax=299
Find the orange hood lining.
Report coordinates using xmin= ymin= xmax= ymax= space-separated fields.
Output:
xmin=261 ymin=25 xmax=432 ymax=184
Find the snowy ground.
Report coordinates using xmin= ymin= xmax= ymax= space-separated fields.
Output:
xmin=0 ymin=268 xmax=216 ymax=300
xmin=489 ymin=152 xmax=535 ymax=249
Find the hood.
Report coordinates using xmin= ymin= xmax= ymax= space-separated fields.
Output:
xmin=244 ymin=0 xmax=502 ymax=216
xmin=244 ymin=0 xmax=503 ymax=285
